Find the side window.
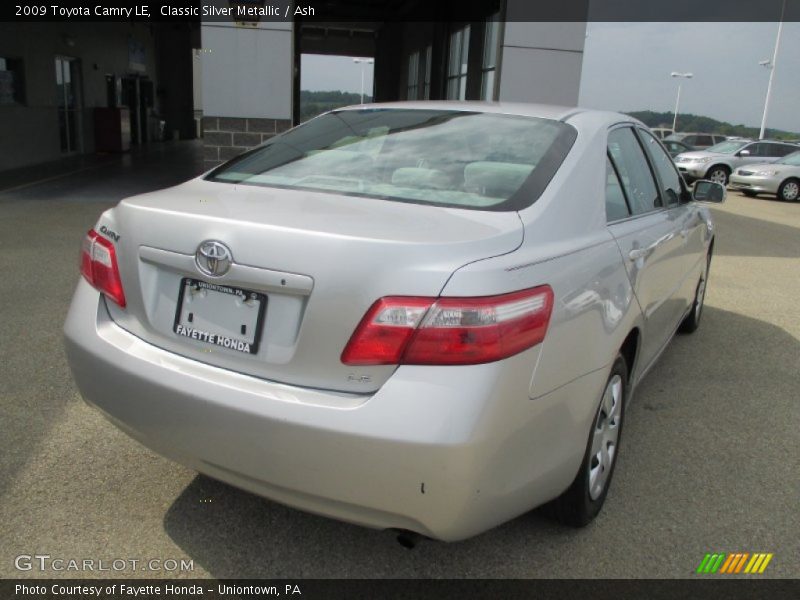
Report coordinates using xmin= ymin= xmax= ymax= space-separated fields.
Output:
xmin=605 ymin=157 xmax=630 ymax=222
xmin=684 ymin=135 xmax=698 ymax=146
xmin=748 ymin=143 xmax=769 ymax=157
xmin=638 ymin=129 xmax=682 ymax=207
xmin=607 ymin=127 xmax=661 ymax=215
xmin=697 ymin=135 xmax=714 ymax=147
xmin=769 ymin=143 xmax=794 ymax=158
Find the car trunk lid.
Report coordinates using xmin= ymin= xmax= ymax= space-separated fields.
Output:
xmin=99 ymin=178 xmax=523 ymax=393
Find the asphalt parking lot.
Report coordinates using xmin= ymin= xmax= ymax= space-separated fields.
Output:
xmin=0 ymin=142 xmax=798 ymax=578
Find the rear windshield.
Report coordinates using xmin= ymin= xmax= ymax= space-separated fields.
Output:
xmin=206 ymin=108 xmax=576 ymax=211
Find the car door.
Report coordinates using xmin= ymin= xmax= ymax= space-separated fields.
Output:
xmin=767 ymin=142 xmax=796 ymax=161
xmin=606 ymin=126 xmax=687 ymax=370
xmin=637 ymin=128 xmax=705 ymax=310
xmin=733 ymin=142 xmax=770 ymax=170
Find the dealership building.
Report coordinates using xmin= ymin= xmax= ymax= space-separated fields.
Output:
xmin=0 ymin=1 xmax=587 ymax=172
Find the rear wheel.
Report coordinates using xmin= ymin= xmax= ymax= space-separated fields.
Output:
xmin=549 ymin=355 xmax=627 ymax=527
xmin=778 ymin=178 xmax=800 ymax=202
xmin=706 ymin=166 xmax=730 ymax=186
xmin=679 ymin=251 xmax=711 ymax=334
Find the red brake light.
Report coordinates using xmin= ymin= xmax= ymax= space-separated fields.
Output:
xmin=341 ymin=286 xmax=553 ymax=366
xmin=80 ymin=229 xmax=126 ymax=307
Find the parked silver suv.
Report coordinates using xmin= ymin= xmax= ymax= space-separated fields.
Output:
xmin=665 ymin=132 xmax=727 ymax=150
xmin=675 ymin=139 xmax=799 ymax=185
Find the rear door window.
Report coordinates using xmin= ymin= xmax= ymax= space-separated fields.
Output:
xmin=605 ymin=157 xmax=630 ymax=222
xmin=768 ymin=143 xmax=795 ymax=158
xmin=607 ymin=127 xmax=661 ymax=215
xmin=748 ymin=143 xmax=770 ymax=157
xmin=638 ymin=129 xmax=683 ymax=207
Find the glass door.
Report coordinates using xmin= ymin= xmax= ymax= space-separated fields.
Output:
xmin=55 ymin=56 xmax=82 ymax=153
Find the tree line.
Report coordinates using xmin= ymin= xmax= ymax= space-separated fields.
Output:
xmin=300 ymin=90 xmax=373 ymax=121
xmin=626 ymin=110 xmax=799 ymax=140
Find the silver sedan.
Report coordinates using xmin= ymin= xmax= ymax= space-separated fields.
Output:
xmin=64 ymin=102 xmax=724 ymax=541
xmin=729 ymin=151 xmax=800 ymax=201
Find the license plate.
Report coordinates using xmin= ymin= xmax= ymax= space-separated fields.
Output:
xmin=173 ymin=278 xmax=267 ymax=354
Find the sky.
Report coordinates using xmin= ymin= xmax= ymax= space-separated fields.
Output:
xmin=579 ymin=22 xmax=799 ymax=133
xmin=300 ymin=22 xmax=799 ymax=133
xmin=301 ymin=54 xmax=375 ymax=99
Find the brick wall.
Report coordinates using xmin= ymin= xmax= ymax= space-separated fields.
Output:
xmin=202 ymin=116 xmax=292 ymax=169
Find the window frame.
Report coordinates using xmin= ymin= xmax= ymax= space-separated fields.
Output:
xmin=606 ymin=124 xmax=667 ymax=221
xmin=480 ymin=14 xmax=501 ymax=101
xmin=605 ymin=153 xmax=632 ymax=223
xmin=0 ymin=56 xmax=26 ymax=105
xmin=635 ymin=127 xmax=688 ymax=209
xmin=445 ymin=24 xmax=471 ymax=101
xmin=406 ymin=50 xmax=420 ymax=101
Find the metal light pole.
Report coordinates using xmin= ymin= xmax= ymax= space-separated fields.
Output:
xmin=670 ymin=72 xmax=693 ymax=133
xmin=352 ymin=58 xmax=374 ymax=104
xmin=759 ymin=0 xmax=786 ymax=140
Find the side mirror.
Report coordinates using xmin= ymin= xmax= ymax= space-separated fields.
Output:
xmin=738 ymin=149 xmax=751 ymax=156
xmin=693 ymin=180 xmax=726 ymax=203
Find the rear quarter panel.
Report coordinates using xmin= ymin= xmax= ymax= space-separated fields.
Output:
xmin=441 ymin=111 xmax=644 ymax=400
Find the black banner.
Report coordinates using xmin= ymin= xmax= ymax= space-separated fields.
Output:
xmin=3 ymin=0 xmax=800 ymax=23
xmin=2 ymin=579 xmax=800 ymax=600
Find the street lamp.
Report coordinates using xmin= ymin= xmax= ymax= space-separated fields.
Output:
xmin=758 ymin=0 xmax=786 ymax=140
xmin=670 ymin=72 xmax=693 ymax=133
xmin=352 ymin=58 xmax=374 ymax=104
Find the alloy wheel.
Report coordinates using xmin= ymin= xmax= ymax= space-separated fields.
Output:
xmin=708 ymin=169 xmax=728 ymax=185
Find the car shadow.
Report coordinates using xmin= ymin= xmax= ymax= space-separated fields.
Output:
xmin=0 ymin=140 xmax=207 ymax=498
xmin=162 ymin=305 xmax=799 ymax=578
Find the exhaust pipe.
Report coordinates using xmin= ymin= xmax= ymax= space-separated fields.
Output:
xmin=395 ymin=530 xmax=425 ymax=549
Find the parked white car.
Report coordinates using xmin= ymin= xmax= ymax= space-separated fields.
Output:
xmin=729 ymin=150 xmax=800 ymax=201
xmin=675 ymin=139 xmax=798 ymax=185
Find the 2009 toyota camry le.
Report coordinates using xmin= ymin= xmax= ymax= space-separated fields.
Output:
xmin=64 ymin=102 xmax=725 ymax=542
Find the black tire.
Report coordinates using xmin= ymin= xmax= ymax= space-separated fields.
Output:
xmin=705 ymin=165 xmax=730 ymax=186
xmin=679 ymin=251 xmax=711 ymax=334
xmin=549 ymin=354 xmax=627 ymax=527
xmin=741 ymin=190 xmax=757 ymax=198
xmin=777 ymin=178 xmax=800 ymax=202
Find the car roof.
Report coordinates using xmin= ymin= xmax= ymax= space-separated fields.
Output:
xmin=335 ymin=100 xmax=593 ymax=123
xmin=332 ymin=102 xmax=649 ymax=134
xmin=743 ymin=139 xmax=796 ymax=144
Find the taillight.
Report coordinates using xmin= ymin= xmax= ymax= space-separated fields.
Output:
xmin=80 ymin=229 xmax=126 ymax=307
xmin=341 ymin=286 xmax=553 ymax=366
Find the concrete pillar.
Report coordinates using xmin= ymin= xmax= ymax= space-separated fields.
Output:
xmin=497 ymin=4 xmax=586 ymax=106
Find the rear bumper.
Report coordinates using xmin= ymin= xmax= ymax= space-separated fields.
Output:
xmin=64 ymin=280 xmax=605 ymax=541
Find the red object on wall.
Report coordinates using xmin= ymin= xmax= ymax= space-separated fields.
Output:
xmin=94 ymin=107 xmax=131 ymax=153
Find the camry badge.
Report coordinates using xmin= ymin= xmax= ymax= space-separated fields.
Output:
xmin=195 ymin=240 xmax=233 ymax=277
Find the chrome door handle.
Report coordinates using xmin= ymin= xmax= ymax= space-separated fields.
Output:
xmin=629 ymin=247 xmax=652 ymax=261
xmin=629 ymin=232 xmax=675 ymax=261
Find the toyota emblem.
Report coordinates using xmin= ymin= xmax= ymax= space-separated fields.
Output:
xmin=195 ymin=240 xmax=233 ymax=277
